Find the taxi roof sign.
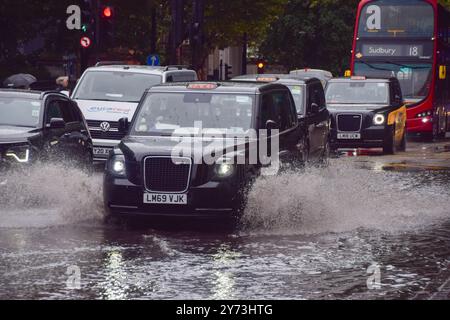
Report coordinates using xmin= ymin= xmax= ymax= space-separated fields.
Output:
xmin=256 ymin=77 xmax=278 ymax=82
xmin=351 ymin=76 xmax=366 ymax=80
xmin=187 ymin=83 xmax=218 ymax=90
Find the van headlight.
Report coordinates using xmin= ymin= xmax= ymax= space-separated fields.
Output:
xmin=6 ymin=146 xmax=30 ymax=163
xmin=373 ymin=114 xmax=385 ymax=125
xmin=109 ymin=155 xmax=126 ymax=176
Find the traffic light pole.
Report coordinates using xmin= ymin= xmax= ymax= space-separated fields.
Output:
xmin=94 ymin=0 xmax=100 ymax=63
xmin=242 ymin=33 xmax=248 ymax=75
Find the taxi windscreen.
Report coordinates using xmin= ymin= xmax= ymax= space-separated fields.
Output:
xmin=0 ymin=97 xmax=41 ymax=128
xmin=326 ymin=82 xmax=389 ymax=105
xmin=132 ymin=92 xmax=254 ymax=135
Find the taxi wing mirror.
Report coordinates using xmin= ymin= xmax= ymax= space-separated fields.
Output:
xmin=118 ymin=117 xmax=129 ymax=134
xmin=439 ymin=65 xmax=446 ymax=80
xmin=265 ymin=120 xmax=279 ymax=136
xmin=311 ymin=103 xmax=320 ymax=114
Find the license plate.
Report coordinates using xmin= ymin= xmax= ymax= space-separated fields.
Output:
xmin=337 ymin=133 xmax=361 ymax=140
xmin=93 ymin=147 xmax=112 ymax=156
xmin=144 ymin=193 xmax=187 ymax=205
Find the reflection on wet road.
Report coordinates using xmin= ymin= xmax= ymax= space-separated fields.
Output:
xmin=0 ymin=140 xmax=449 ymax=300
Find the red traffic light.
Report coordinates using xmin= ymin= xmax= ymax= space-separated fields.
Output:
xmin=102 ymin=6 xmax=113 ymax=18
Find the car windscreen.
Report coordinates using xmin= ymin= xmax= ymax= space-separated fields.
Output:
xmin=326 ymin=82 xmax=389 ymax=105
xmin=132 ymin=92 xmax=254 ymax=136
xmin=286 ymin=85 xmax=305 ymax=114
xmin=73 ymin=71 xmax=162 ymax=103
xmin=0 ymin=97 xmax=41 ymax=127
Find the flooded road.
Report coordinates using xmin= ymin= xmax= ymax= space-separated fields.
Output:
xmin=1 ymin=140 xmax=450 ymax=300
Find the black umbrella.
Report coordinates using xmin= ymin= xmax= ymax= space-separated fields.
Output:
xmin=3 ymin=73 xmax=37 ymax=89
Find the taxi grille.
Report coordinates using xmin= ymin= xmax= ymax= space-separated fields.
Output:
xmin=144 ymin=157 xmax=191 ymax=193
xmin=337 ymin=114 xmax=362 ymax=132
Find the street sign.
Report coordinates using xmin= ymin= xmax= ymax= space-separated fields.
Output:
xmin=80 ymin=36 xmax=92 ymax=49
xmin=147 ymin=54 xmax=160 ymax=66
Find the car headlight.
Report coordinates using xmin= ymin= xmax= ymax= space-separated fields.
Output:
xmin=215 ymin=161 xmax=234 ymax=178
xmin=6 ymin=146 xmax=30 ymax=163
xmin=373 ymin=114 xmax=385 ymax=125
xmin=109 ymin=155 xmax=126 ymax=176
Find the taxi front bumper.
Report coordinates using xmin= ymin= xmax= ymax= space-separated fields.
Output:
xmin=103 ymin=173 xmax=242 ymax=218
xmin=330 ymin=125 xmax=392 ymax=149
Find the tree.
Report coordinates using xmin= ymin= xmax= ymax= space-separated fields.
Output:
xmin=260 ymin=0 xmax=359 ymax=76
xmin=440 ymin=0 xmax=450 ymax=8
xmin=187 ymin=0 xmax=288 ymax=71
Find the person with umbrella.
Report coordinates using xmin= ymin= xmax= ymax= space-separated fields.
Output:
xmin=3 ymin=73 xmax=37 ymax=90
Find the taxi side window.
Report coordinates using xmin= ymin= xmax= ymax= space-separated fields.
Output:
xmin=309 ymin=83 xmax=326 ymax=113
xmin=166 ymin=72 xmax=196 ymax=83
xmin=390 ymin=82 xmax=402 ymax=106
xmin=272 ymin=91 xmax=296 ymax=131
xmin=260 ymin=94 xmax=273 ymax=128
xmin=46 ymin=100 xmax=64 ymax=124
xmin=46 ymin=100 xmax=76 ymax=125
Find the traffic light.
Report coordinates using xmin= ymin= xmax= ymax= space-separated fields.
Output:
xmin=225 ymin=64 xmax=233 ymax=80
xmin=80 ymin=1 xmax=96 ymax=50
xmin=102 ymin=6 xmax=113 ymax=19
xmin=100 ymin=5 xmax=115 ymax=49
xmin=257 ymin=61 xmax=265 ymax=74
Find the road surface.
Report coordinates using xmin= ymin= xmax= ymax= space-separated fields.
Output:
xmin=0 ymin=139 xmax=449 ymax=299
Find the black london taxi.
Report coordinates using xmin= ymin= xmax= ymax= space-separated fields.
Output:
xmin=103 ymin=81 xmax=303 ymax=219
xmin=0 ymin=89 xmax=93 ymax=176
xmin=233 ymin=74 xmax=330 ymax=161
xmin=325 ymin=77 xmax=407 ymax=154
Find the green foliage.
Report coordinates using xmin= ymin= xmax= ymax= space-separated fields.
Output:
xmin=440 ymin=0 xmax=450 ymax=8
xmin=260 ymin=0 xmax=360 ymax=76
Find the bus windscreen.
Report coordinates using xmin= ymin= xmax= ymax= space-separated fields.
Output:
xmin=357 ymin=0 xmax=434 ymax=38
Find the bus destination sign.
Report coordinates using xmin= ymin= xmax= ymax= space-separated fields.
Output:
xmin=358 ymin=44 xmax=430 ymax=59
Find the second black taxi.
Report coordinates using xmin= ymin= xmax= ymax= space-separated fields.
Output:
xmin=325 ymin=77 xmax=407 ymax=154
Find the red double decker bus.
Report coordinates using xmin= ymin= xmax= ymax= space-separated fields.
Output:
xmin=351 ymin=0 xmax=450 ymax=139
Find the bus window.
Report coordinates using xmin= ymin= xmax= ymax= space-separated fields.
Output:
xmin=357 ymin=0 xmax=434 ymax=38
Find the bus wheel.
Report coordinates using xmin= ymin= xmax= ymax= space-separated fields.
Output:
xmin=438 ymin=114 xmax=447 ymax=139
xmin=383 ymin=127 xmax=396 ymax=155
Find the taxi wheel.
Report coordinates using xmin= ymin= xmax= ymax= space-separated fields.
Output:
xmin=301 ymin=137 xmax=310 ymax=164
xmin=383 ymin=127 xmax=396 ymax=155
xmin=319 ymin=140 xmax=330 ymax=166
xmin=398 ymin=130 xmax=407 ymax=152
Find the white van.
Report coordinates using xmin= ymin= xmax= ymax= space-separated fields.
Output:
xmin=71 ymin=64 xmax=197 ymax=160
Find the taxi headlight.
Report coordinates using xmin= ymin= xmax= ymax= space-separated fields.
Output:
xmin=215 ymin=162 xmax=234 ymax=178
xmin=6 ymin=146 xmax=30 ymax=163
xmin=110 ymin=155 xmax=126 ymax=176
xmin=373 ymin=114 xmax=385 ymax=125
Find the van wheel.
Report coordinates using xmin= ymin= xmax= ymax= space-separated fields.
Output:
xmin=383 ymin=127 xmax=396 ymax=155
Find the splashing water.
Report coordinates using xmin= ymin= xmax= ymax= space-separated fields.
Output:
xmin=242 ymin=159 xmax=450 ymax=235
xmin=0 ymin=164 xmax=104 ymax=228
